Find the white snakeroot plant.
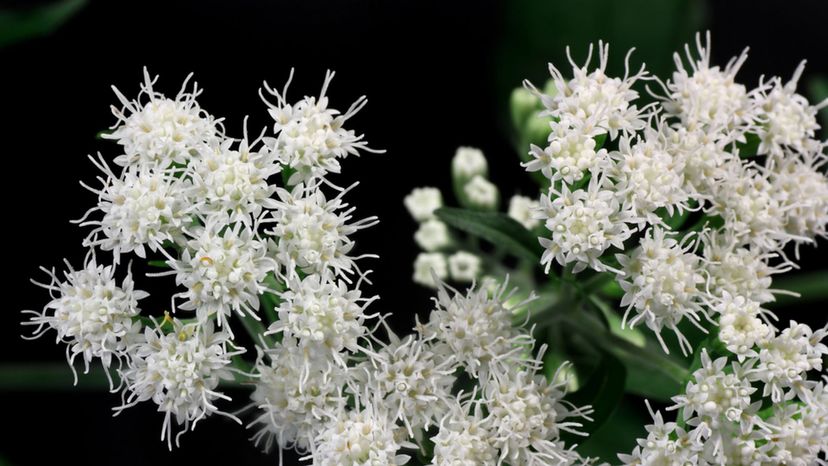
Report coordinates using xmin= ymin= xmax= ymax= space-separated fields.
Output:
xmin=20 ymin=29 xmax=828 ymax=466
xmin=512 ymin=31 xmax=828 ymax=465
xmin=261 ymin=69 xmax=382 ymax=184
xmin=249 ymin=337 xmax=348 ymax=453
xmin=105 ymin=68 xmax=221 ymax=169
xmin=267 ymin=182 xmax=378 ymax=280
xmin=538 ymin=175 xmax=636 ymax=274
xmin=25 ymin=67 xmax=596 ymax=466
xmin=22 ymin=254 xmax=147 ymax=384
xmin=267 ymin=272 xmax=379 ymax=365
xmin=617 ymin=227 xmax=707 ymax=354
xmin=77 ymin=156 xmax=193 ymax=262
xmin=116 ymin=317 xmax=243 ymax=449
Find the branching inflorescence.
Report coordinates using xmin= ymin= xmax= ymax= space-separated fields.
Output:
xmin=23 ymin=67 xmax=594 ymax=465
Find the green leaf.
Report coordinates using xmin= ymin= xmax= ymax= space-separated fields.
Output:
xmin=575 ymin=396 xmax=649 ymax=462
xmin=767 ymin=270 xmax=828 ymax=308
xmin=434 ymin=207 xmax=542 ymax=262
xmin=807 ymin=75 xmax=828 ymax=136
xmin=0 ymin=363 xmax=110 ymax=391
xmin=562 ymin=312 xmax=687 ymax=402
xmin=0 ymin=0 xmax=87 ymax=48
xmin=147 ymin=259 xmax=170 ymax=268
xmin=735 ymin=132 xmax=761 ymax=158
xmin=561 ymin=350 xmax=626 ymax=444
xmin=590 ymin=295 xmax=646 ymax=348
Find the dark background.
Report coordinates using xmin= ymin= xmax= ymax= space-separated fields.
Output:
xmin=1 ymin=1 xmax=827 ymax=464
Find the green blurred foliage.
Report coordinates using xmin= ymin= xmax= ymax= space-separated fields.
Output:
xmin=0 ymin=0 xmax=86 ymax=48
xmin=494 ymin=0 xmax=706 ymax=123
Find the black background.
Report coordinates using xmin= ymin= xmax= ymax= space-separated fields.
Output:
xmin=1 ymin=1 xmax=827 ymax=465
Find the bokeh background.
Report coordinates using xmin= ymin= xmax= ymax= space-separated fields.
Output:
xmin=1 ymin=1 xmax=827 ymax=464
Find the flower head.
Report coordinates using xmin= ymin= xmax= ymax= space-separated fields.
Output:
xmin=172 ymin=219 xmax=273 ymax=330
xmin=117 ymin=318 xmax=242 ymax=449
xmin=539 ymin=175 xmax=636 ymax=274
xmin=617 ymin=227 xmax=707 ymax=354
xmin=105 ymin=68 xmax=220 ymax=169
xmin=249 ymin=338 xmax=348 ymax=453
xmin=268 ymin=272 xmax=378 ymax=363
xmin=262 ymin=70 xmax=380 ymax=183
xmin=268 ymin=182 xmax=377 ymax=280
xmin=23 ymin=254 xmax=147 ymax=382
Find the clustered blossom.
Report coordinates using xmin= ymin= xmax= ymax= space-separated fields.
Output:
xmin=22 ymin=255 xmax=147 ymax=384
xmin=26 ymin=67 xmax=595 ymax=466
xmin=25 ymin=68 xmax=382 ymax=449
xmin=623 ymin=319 xmax=828 ymax=465
xmin=524 ymin=32 xmax=828 ymax=355
xmin=520 ymin=32 xmax=828 ymax=464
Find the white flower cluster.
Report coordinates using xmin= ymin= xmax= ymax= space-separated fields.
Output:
xmin=24 ymin=68 xmax=379 ymax=449
xmin=524 ymin=32 xmax=828 ymax=354
xmin=622 ymin=318 xmax=828 ymax=465
xmin=251 ymin=273 xmax=594 ymax=465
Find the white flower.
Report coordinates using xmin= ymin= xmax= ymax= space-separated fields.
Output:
xmin=753 ymin=321 xmax=828 ymax=402
xmin=78 ymin=154 xmax=192 ymax=262
xmin=190 ymin=136 xmax=280 ymax=224
xmin=617 ymin=227 xmax=707 ymax=354
xmin=430 ymin=397 xmax=497 ymax=466
xmin=249 ymin=338 xmax=348 ymax=453
xmin=23 ymin=254 xmax=147 ymax=382
xmin=413 ymin=252 xmax=448 ymax=288
xmin=447 ymin=251 xmax=482 ymax=283
xmin=762 ymin=403 xmax=825 ymax=464
xmin=701 ymin=229 xmax=784 ymax=305
xmin=485 ymin=366 xmax=590 ymax=466
xmin=710 ymin=161 xmax=787 ymax=251
xmin=117 ymin=318 xmax=242 ymax=449
xmin=404 ymin=187 xmax=443 ymax=222
xmin=665 ymin=124 xmax=734 ymax=196
xmin=531 ymin=41 xmax=649 ymax=139
xmin=539 ymin=175 xmax=636 ymax=274
xmin=261 ymin=70 xmax=380 ymax=184
xmin=507 ymin=195 xmax=541 ymax=230
xmin=452 ymin=146 xmax=488 ymax=179
xmin=769 ymin=155 xmax=828 ymax=245
xmin=463 ymin=175 xmax=498 ymax=209
xmin=612 ymin=123 xmax=694 ymax=225
xmin=620 ymin=406 xmax=703 ymax=466
xmin=662 ymin=31 xmax=755 ymax=134
xmin=360 ymin=333 xmax=457 ymax=435
xmin=524 ymin=119 xmax=612 ymax=184
xmin=414 ymin=219 xmax=451 ymax=252
xmin=312 ymin=392 xmax=411 ymax=466
xmin=670 ymin=350 xmax=756 ymax=430
xmin=267 ymin=272 xmax=377 ymax=362
xmin=105 ymin=68 xmax=220 ymax=169
xmin=422 ymin=279 xmax=535 ymax=378
xmin=172 ymin=219 xmax=273 ymax=329
xmin=755 ymin=61 xmax=826 ymax=157
xmin=268 ymin=182 xmax=378 ymax=279
xmin=714 ymin=292 xmax=772 ymax=360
